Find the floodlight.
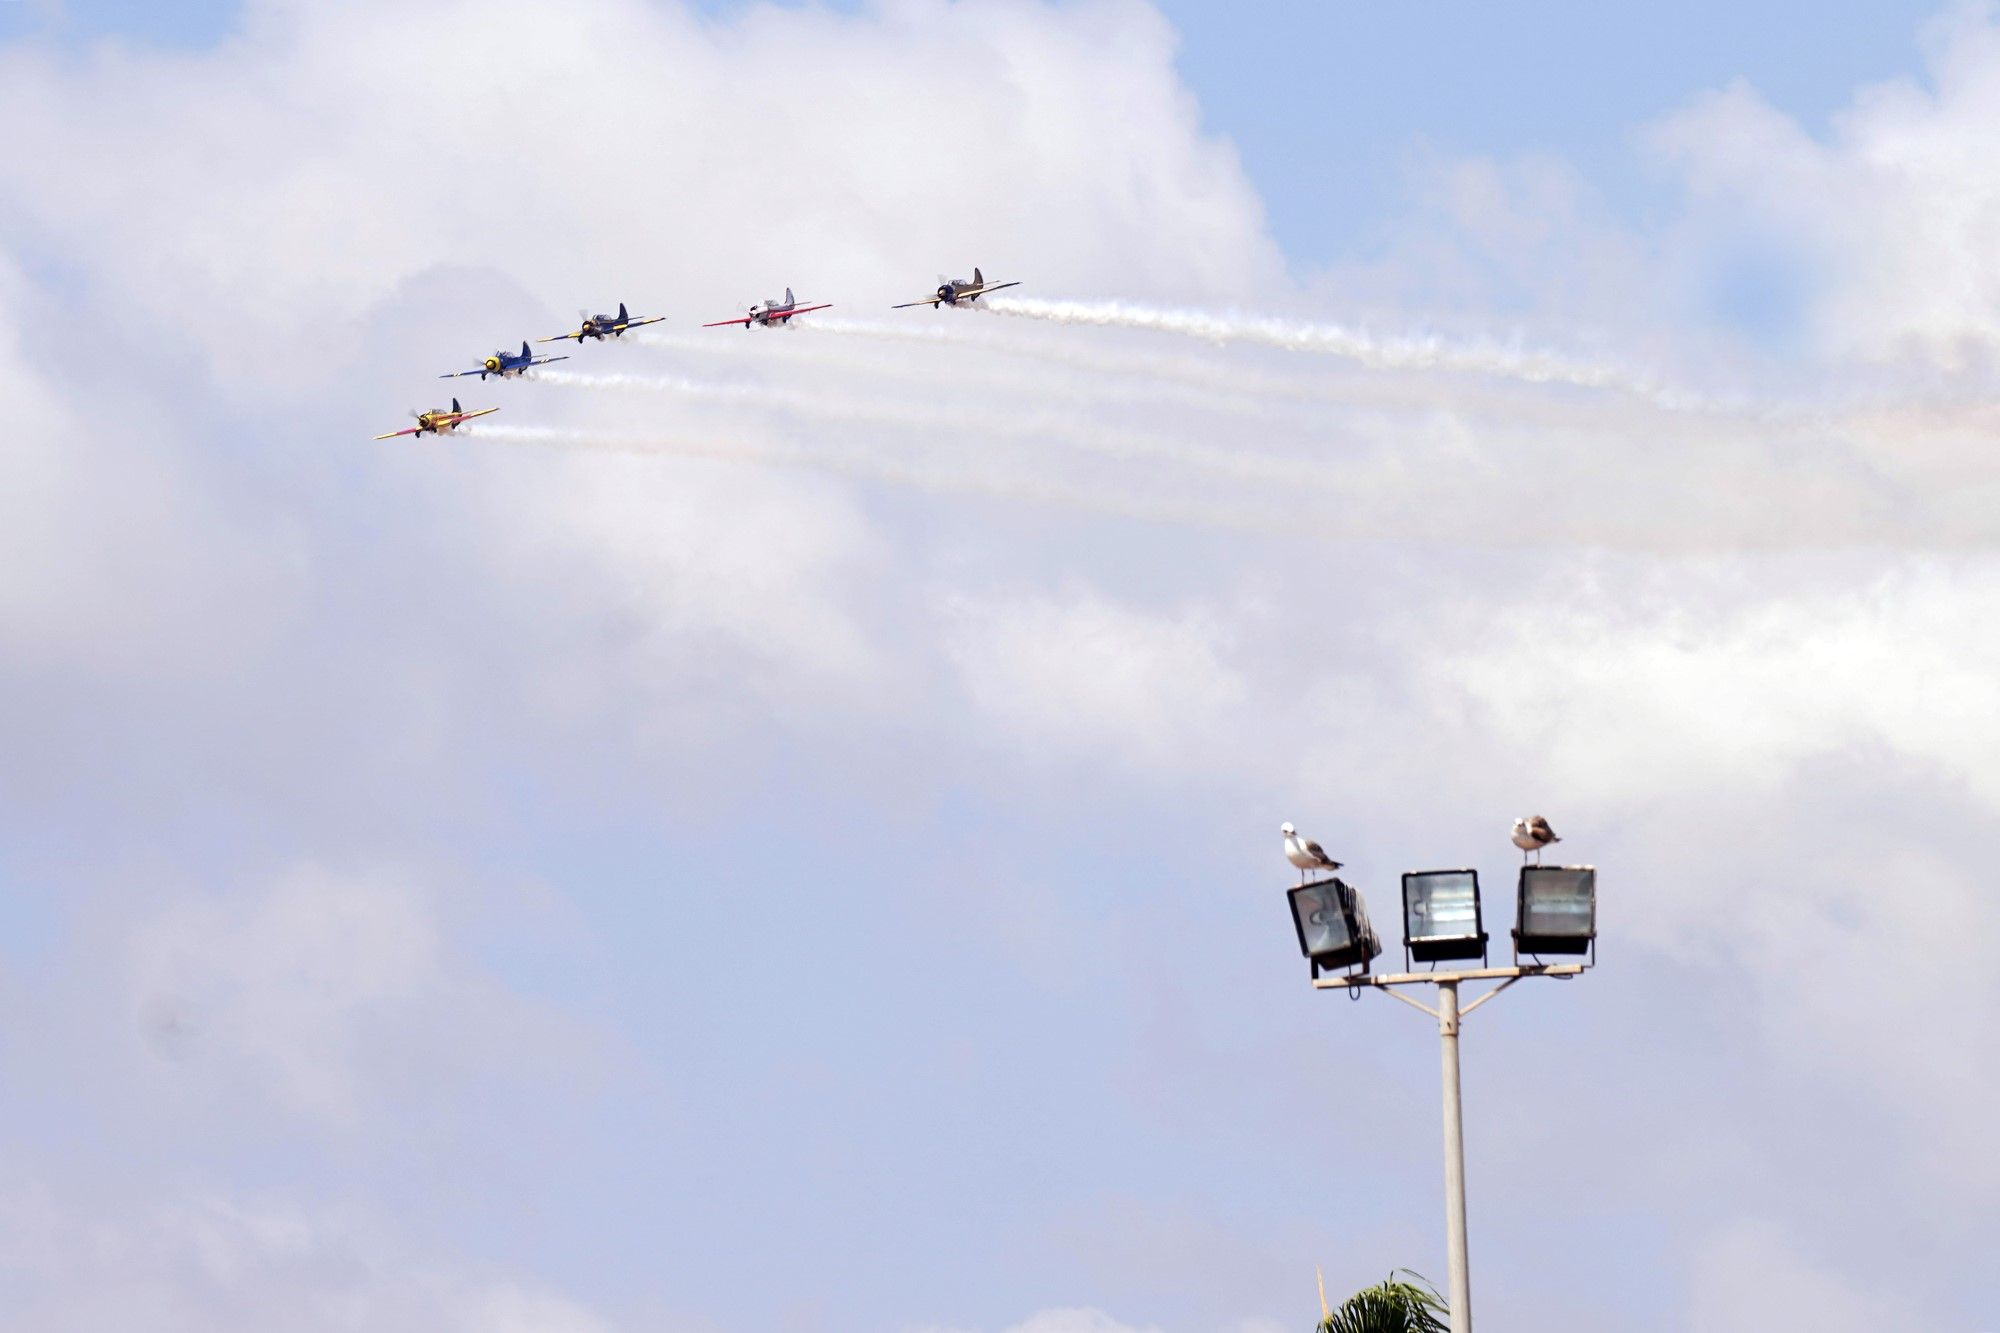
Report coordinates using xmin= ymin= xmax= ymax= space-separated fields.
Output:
xmin=1288 ymin=878 xmax=1382 ymax=977
xmin=1401 ymin=870 xmax=1489 ymax=964
xmin=1514 ymin=865 xmax=1597 ymax=959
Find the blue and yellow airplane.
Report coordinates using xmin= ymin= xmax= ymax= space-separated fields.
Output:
xmin=537 ymin=302 xmax=666 ymax=344
xmin=439 ymin=340 xmax=569 ymax=381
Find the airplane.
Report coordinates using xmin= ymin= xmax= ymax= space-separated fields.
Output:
xmin=537 ymin=302 xmax=666 ymax=344
xmin=892 ymin=267 xmax=1020 ymax=309
xmin=439 ymin=340 xmax=570 ymax=380
xmin=702 ymin=288 xmax=833 ymax=329
xmin=372 ymin=398 xmax=498 ymax=440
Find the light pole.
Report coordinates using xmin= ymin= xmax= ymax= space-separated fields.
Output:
xmin=1288 ymin=866 xmax=1597 ymax=1333
xmin=1438 ymin=979 xmax=1468 ymax=1328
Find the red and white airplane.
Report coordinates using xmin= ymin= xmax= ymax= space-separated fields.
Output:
xmin=373 ymin=397 xmax=498 ymax=440
xmin=703 ymin=288 xmax=833 ymax=329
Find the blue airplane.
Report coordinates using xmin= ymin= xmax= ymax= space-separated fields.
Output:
xmin=892 ymin=266 xmax=1021 ymax=309
xmin=439 ymin=340 xmax=569 ymax=381
xmin=537 ymin=302 xmax=666 ymax=344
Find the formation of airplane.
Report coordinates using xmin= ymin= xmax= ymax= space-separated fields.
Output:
xmin=703 ymin=288 xmax=833 ymax=329
xmin=375 ymin=269 xmax=1020 ymax=439
xmin=892 ymin=267 xmax=1020 ymax=310
xmin=373 ymin=398 xmax=498 ymax=440
xmin=439 ymin=341 xmax=569 ymax=381
xmin=538 ymin=302 xmax=666 ymax=344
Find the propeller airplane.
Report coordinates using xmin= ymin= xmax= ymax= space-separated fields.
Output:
xmin=892 ymin=267 xmax=1020 ymax=310
xmin=703 ymin=287 xmax=833 ymax=329
xmin=440 ymin=340 xmax=569 ymax=380
xmin=373 ymin=398 xmax=498 ymax=440
xmin=537 ymin=302 xmax=665 ymax=344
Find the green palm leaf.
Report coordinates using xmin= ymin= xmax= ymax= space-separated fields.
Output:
xmin=1317 ymin=1270 xmax=1449 ymax=1333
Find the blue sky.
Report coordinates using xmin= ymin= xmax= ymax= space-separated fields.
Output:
xmin=0 ymin=3 xmax=1997 ymax=1332
xmin=1160 ymin=0 xmax=1943 ymax=261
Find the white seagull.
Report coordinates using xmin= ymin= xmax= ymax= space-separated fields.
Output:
xmin=1511 ymin=815 xmax=1561 ymax=863
xmin=1282 ymin=822 xmax=1343 ymax=882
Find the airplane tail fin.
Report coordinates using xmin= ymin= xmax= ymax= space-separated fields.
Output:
xmin=522 ymin=341 xmax=532 ymax=358
xmin=618 ymin=301 xmax=629 ymax=321
xmin=785 ymin=287 xmax=794 ymax=305
xmin=973 ymin=267 xmax=984 ymax=285
xmin=451 ymin=397 xmax=462 ymax=413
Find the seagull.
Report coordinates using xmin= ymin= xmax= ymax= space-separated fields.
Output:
xmin=1511 ymin=815 xmax=1561 ymax=863
xmin=1282 ymin=822 xmax=1343 ymax=882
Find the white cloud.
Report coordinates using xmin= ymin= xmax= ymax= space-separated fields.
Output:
xmin=1446 ymin=560 xmax=2000 ymax=811
xmin=0 ymin=1187 xmax=617 ymax=1333
xmin=942 ymin=588 xmax=1246 ymax=769
xmin=911 ymin=1309 xmax=1170 ymax=1333
xmin=1003 ymin=1310 xmax=1161 ymax=1333
xmin=1653 ymin=3 xmax=2000 ymax=368
xmin=1286 ymin=555 xmax=2000 ymax=1199
xmin=0 ymin=256 xmax=292 ymax=686
xmin=6 ymin=0 xmax=2000 ymax=1326
xmin=127 ymin=863 xmax=590 ymax=1127
xmin=0 ymin=0 xmax=1282 ymax=396
xmin=1681 ymin=1218 xmax=1912 ymax=1333
xmin=0 ymin=0 xmax=1296 ymax=773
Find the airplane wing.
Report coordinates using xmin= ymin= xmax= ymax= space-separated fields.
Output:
xmin=373 ymin=426 xmax=423 ymax=440
xmin=702 ymin=315 xmax=756 ymax=327
xmin=529 ymin=354 xmax=570 ymax=368
xmin=447 ymin=407 xmax=500 ymax=423
xmin=974 ymin=282 xmax=1021 ymax=296
xmin=892 ymin=295 xmax=947 ymax=309
xmin=438 ymin=367 xmax=490 ymax=379
xmin=611 ymin=315 xmax=666 ymax=332
xmin=786 ymin=303 xmax=834 ymax=317
xmin=537 ymin=330 xmax=584 ymax=344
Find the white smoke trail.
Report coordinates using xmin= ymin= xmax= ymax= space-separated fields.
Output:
xmin=978 ymin=294 xmax=1670 ymax=400
xmin=537 ymin=368 xmax=1314 ymax=485
xmin=806 ymin=315 xmax=989 ymax=347
xmin=475 ymin=423 xmax=1306 ymax=536
xmin=540 ymin=367 xmax=939 ymax=429
xmin=471 ymin=418 xmax=1972 ymax=551
xmin=643 ymin=317 xmax=1277 ymax=421
xmin=804 ymin=309 xmax=1762 ymax=434
xmin=628 ymin=325 xmax=1034 ymax=401
xmin=787 ymin=319 xmax=1982 ymax=451
xmin=689 ymin=304 xmax=1983 ymax=436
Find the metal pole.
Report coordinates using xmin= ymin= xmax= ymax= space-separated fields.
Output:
xmin=1438 ymin=979 xmax=1472 ymax=1332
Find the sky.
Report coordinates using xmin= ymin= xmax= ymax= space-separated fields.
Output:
xmin=0 ymin=2 xmax=1996 ymax=1331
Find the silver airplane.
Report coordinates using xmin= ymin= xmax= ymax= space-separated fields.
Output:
xmin=892 ymin=267 xmax=1020 ymax=310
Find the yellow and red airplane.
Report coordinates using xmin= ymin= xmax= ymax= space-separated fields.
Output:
xmin=373 ymin=398 xmax=498 ymax=440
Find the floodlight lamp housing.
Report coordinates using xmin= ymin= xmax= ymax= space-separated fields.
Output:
xmin=1514 ymin=865 xmax=1597 ymax=961
xmin=1401 ymin=869 xmax=1490 ymax=965
xmin=1288 ymin=878 xmax=1382 ymax=977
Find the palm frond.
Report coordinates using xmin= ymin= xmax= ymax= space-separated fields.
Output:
xmin=1316 ymin=1270 xmax=1449 ymax=1333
